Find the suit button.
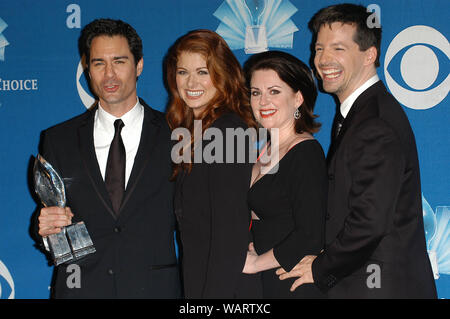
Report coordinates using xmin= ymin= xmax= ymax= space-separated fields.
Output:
xmin=326 ymin=212 xmax=331 ymax=220
xmin=327 ymin=275 xmax=337 ymax=287
xmin=328 ymin=173 xmax=334 ymax=180
xmin=108 ymin=269 xmax=114 ymax=275
xmin=174 ymin=209 xmax=182 ymax=221
xmin=114 ymin=227 xmax=121 ymax=233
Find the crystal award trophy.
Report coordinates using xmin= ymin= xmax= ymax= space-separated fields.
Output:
xmin=33 ymin=154 xmax=95 ymax=266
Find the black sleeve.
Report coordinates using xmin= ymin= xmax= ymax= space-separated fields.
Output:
xmin=273 ymin=141 xmax=327 ymax=272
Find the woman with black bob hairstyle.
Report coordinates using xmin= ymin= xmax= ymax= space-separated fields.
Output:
xmin=242 ymin=50 xmax=327 ymax=299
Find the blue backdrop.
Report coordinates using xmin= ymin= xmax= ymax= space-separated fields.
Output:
xmin=0 ymin=0 xmax=448 ymax=298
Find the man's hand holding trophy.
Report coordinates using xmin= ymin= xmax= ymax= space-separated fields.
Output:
xmin=33 ymin=154 xmax=95 ymax=266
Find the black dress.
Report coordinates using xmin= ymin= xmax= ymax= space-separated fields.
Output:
xmin=248 ymin=139 xmax=327 ymax=298
xmin=174 ymin=112 xmax=262 ymax=299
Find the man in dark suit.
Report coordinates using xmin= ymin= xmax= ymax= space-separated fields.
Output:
xmin=277 ymin=4 xmax=437 ymax=298
xmin=35 ymin=19 xmax=181 ymax=298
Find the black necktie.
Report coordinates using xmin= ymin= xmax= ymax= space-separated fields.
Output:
xmin=105 ymin=119 xmax=125 ymax=216
xmin=334 ymin=111 xmax=344 ymax=140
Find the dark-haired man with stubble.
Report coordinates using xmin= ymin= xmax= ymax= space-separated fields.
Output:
xmin=277 ymin=4 xmax=437 ymax=298
xmin=34 ymin=19 xmax=181 ymax=298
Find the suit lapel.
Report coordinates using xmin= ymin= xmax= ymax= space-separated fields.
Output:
xmin=326 ymin=81 xmax=383 ymax=163
xmin=119 ymin=99 xmax=161 ymax=219
xmin=78 ymin=105 xmax=117 ymax=219
xmin=327 ymin=112 xmax=351 ymax=163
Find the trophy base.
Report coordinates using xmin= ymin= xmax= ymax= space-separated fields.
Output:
xmin=54 ymin=252 xmax=74 ymax=266
xmin=245 ymin=25 xmax=268 ymax=54
xmin=73 ymin=245 xmax=96 ymax=260
xmin=244 ymin=47 xmax=269 ymax=54
xmin=44 ymin=222 xmax=96 ymax=266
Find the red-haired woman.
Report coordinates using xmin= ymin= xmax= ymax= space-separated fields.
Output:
xmin=165 ymin=29 xmax=262 ymax=298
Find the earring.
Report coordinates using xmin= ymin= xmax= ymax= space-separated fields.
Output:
xmin=293 ymin=108 xmax=301 ymax=120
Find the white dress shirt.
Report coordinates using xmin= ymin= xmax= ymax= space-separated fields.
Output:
xmin=340 ymin=74 xmax=380 ymax=118
xmin=93 ymin=98 xmax=144 ymax=188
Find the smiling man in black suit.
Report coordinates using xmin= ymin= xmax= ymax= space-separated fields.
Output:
xmin=277 ymin=4 xmax=437 ymax=298
xmin=35 ymin=19 xmax=181 ymax=298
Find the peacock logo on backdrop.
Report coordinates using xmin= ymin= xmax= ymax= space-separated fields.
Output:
xmin=0 ymin=17 xmax=9 ymax=61
xmin=214 ymin=0 xmax=299 ymax=54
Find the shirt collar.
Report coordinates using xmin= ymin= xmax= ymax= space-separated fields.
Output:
xmin=340 ymin=74 xmax=379 ymax=118
xmin=97 ymin=97 xmax=143 ymax=133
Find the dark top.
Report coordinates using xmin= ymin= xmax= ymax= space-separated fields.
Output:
xmin=248 ymin=139 xmax=327 ymax=298
xmin=174 ymin=112 xmax=262 ymax=299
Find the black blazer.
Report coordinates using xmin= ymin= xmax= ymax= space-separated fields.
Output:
xmin=174 ymin=113 xmax=262 ymax=298
xmin=312 ymin=81 xmax=437 ymax=298
xmin=38 ymin=99 xmax=181 ymax=298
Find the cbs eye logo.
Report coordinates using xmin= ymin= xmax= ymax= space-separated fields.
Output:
xmin=76 ymin=59 xmax=95 ymax=109
xmin=0 ymin=260 xmax=15 ymax=299
xmin=384 ymin=25 xmax=449 ymax=110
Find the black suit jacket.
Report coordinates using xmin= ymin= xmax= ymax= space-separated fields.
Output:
xmin=38 ymin=99 xmax=181 ymax=298
xmin=312 ymin=81 xmax=437 ymax=298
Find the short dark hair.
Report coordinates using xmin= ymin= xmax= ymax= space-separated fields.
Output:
xmin=79 ymin=18 xmax=143 ymax=68
xmin=309 ymin=3 xmax=381 ymax=67
xmin=244 ymin=50 xmax=321 ymax=134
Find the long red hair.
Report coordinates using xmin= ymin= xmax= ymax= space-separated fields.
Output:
xmin=165 ymin=29 xmax=256 ymax=178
